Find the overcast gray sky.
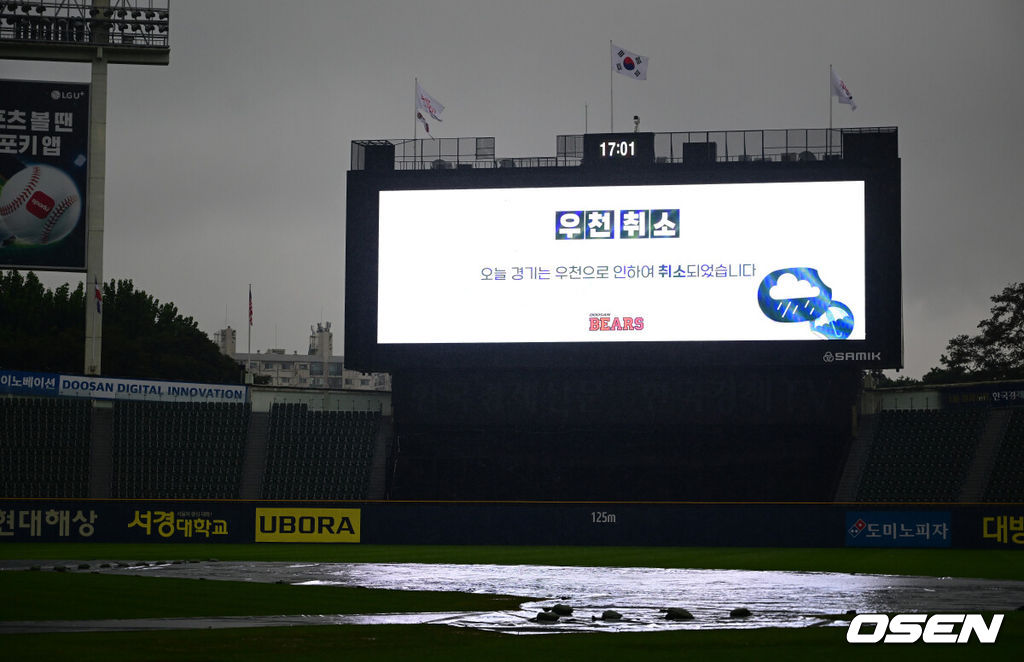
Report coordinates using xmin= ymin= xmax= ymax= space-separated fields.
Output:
xmin=2 ymin=0 xmax=1022 ymax=378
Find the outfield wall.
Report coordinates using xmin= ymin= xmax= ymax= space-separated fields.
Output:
xmin=0 ymin=500 xmax=1020 ymax=550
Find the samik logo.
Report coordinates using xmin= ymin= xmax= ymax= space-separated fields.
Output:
xmin=846 ymin=614 xmax=1003 ymax=644
xmin=825 ymin=351 xmax=882 ymax=363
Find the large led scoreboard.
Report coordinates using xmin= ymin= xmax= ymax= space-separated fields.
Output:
xmin=345 ymin=130 xmax=902 ymax=372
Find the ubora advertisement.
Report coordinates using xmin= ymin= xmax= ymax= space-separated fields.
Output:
xmin=255 ymin=508 xmax=361 ymax=543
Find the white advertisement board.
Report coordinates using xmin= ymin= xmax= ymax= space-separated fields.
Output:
xmin=57 ymin=375 xmax=247 ymax=403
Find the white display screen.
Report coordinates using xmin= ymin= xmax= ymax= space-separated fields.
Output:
xmin=378 ymin=180 xmax=865 ymax=344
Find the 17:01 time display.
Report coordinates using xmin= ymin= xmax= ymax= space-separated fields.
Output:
xmin=599 ymin=140 xmax=636 ymax=157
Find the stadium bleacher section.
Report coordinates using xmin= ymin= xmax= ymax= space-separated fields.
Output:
xmin=855 ymin=409 xmax=987 ymax=502
xmin=111 ymin=401 xmax=250 ymax=499
xmin=390 ymin=423 xmax=847 ymax=501
xmin=260 ymin=403 xmax=378 ymax=501
xmin=0 ymin=397 xmax=91 ymax=498
xmin=0 ymin=395 xmax=380 ymax=501
xmin=0 ymin=391 xmax=1022 ymax=504
xmin=984 ymin=408 xmax=1024 ymax=502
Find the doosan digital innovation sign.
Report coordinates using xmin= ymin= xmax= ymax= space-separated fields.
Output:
xmin=346 ymin=144 xmax=901 ymax=371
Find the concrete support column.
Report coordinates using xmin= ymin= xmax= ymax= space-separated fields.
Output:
xmin=84 ymin=4 xmax=109 ymax=376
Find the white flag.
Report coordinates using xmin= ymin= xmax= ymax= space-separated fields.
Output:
xmin=830 ymin=68 xmax=857 ymax=110
xmin=415 ymin=110 xmax=433 ymax=137
xmin=415 ymin=81 xmax=445 ymax=122
xmin=611 ymin=43 xmax=648 ymax=80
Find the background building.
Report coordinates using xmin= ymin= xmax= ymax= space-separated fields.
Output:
xmin=220 ymin=322 xmax=390 ymax=391
xmin=214 ymin=326 xmax=237 ymax=356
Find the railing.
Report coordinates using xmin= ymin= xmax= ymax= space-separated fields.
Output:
xmin=561 ymin=127 xmax=898 ymax=164
xmin=394 ymin=136 xmax=494 ymax=170
xmin=660 ymin=128 xmax=843 ymax=163
xmin=351 ymin=127 xmax=897 ymax=171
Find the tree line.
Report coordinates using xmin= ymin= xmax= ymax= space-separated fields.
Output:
xmin=1 ymin=271 xmax=1020 ymax=388
xmin=0 ymin=270 xmax=242 ymax=383
xmin=870 ymin=281 xmax=1024 ymax=387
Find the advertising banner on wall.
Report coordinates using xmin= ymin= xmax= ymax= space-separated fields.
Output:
xmin=56 ymin=373 xmax=248 ymax=403
xmin=0 ymin=370 xmax=247 ymax=403
xmin=845 ymin=511 xmax=952 ymax=548
xmin=967 ymin=511 xmax=1024 ymax=549
xmin=942 ymin=380 xmax=1024 ymax=409
xmin=0 ymin=502 xmax=252 ymax=543
xmin=254 ymin=508 xmax=361 ymax=543
xmin=0 ymin=502 xmax=1015 ymax=548
xmin=0 ymin=79 xmax=90 ymax=271
xmin=0 ymin=369 xmax=60 ymax=397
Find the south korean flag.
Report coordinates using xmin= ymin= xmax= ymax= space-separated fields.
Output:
xmin=612 ymin=43 xmax=648 ymax=80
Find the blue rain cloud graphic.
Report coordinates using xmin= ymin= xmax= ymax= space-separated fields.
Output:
xmin=757 ymin=267 xmax=854 ymax=340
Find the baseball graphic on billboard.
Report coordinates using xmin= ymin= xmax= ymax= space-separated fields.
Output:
xmin=0 ymin=164 xmax=82 ymax=245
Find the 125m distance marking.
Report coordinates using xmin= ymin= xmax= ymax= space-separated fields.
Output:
xmin=591 ymin=511 xmax=617 ymax=524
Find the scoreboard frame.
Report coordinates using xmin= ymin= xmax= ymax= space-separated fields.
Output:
xmin=345 ymin=142 xmax=901 ymax=372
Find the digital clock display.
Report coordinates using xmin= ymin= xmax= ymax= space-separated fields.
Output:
xmin=599 ymin=140 xmax=636 ymax=157
xmin=583 ymin=132 xmax=653 ymax=168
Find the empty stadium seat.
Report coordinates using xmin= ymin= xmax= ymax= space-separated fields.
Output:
xmin=259 ymin=407 xmax=378 ymax=500
xmin=856 ymin=409 xmax=987 ymax=502
xmin=110 ymin=400 xmax=250 ymax=499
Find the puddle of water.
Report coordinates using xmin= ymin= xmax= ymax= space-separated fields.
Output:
xmin=3 ymin=561 xmax=1022 ymax=635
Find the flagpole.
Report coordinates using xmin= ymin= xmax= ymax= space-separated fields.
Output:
xmin=828 ymin=64 xmax=833 ymax=156
xmin=247 ymin=284 xmax=252 ymax=378
xmin=609 ymin=40 xmax=614 ymax=132
xmin=93 ymin=279 xmax=100 ymax=370
xmin=414 ymin=77 xmax=424 ymax=168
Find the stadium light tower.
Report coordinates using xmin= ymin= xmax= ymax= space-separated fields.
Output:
xmin=0 ymin=0 xmax=170 ymax=375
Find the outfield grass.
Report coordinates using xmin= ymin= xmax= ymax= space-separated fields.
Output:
xmin=2 ymin=544 xmax=1022 ymax=661
xmin=3 ymin=619 xmax=1022 ymax=662
xmin=0 ymin=571 xmax=527 ymax=621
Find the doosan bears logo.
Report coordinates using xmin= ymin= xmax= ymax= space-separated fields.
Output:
xmin=589 ymin=313 xmax=644 ymax=332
